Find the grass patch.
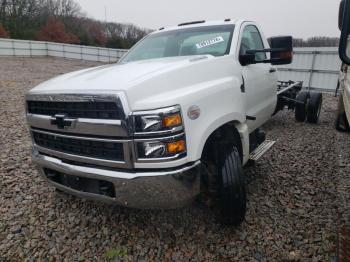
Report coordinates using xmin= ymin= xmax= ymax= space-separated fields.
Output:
xmin=103 ymin=247 xmax=128 ymax=260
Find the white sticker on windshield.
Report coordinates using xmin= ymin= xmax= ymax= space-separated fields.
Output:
xmin=196 ymin=36 xmax=225 ymax=49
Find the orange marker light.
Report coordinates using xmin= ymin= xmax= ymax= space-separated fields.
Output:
xmin=167 ymin=140 xmax=186 ymax=154
xmin=163 ymin=113 xmax=182 ymax=128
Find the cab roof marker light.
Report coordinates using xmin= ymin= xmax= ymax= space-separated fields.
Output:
xmin=178 ymin=20 xmax=206 ymax=27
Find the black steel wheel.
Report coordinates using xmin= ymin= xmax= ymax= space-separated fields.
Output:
xmin=307 ymin=92 xmax=323 ymax=124
xmin=217 ymin=147 xmax=246 ymax=226
xmin=295 ymin=90 xmax=310 ymax=122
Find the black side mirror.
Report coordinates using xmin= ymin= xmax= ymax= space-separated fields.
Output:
xmin=239 ymin=53 xmax=256 ymax=66
xmin=242 ymin=36 xmax=293 ymax=66
xmin=339 ymin=0 xmax=350 ymax=65
xmin=269 ymin=36 xmax=293 ymax=65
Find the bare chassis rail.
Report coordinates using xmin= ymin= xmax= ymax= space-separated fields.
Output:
xmin=274 ymin=80 xmax=305 ymax=114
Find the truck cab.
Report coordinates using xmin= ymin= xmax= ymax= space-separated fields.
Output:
xmin=26 ymin=19 xmax=292 ymax=225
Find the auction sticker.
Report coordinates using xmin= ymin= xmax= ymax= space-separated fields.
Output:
xmin=196 ymin=36 xmax=224 ymax=49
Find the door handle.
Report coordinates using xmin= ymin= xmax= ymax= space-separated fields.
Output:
xmin=269 ymin=68 xmax=277 ymax=73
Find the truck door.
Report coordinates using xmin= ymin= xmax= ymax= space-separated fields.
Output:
xmin=239 ymin=25 xmax=277 ymax=132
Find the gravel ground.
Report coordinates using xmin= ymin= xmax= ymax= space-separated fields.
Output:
xmin=1 ymin=57 xmax=350 ymax=261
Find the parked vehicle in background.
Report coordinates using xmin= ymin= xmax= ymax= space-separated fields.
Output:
xmin=337 ymin=0 xmax=350 ymax=131
xmin=337 ymin=1 xmax=350 ymax=260
xmin=25 ymin=19 xmax=322 ymax=225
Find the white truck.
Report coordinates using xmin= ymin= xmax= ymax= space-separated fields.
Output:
xmin=26 ymin=19 xmax=322 ymax=225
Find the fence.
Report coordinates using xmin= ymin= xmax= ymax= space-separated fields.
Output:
xmin=0 ymin=38 xmax=128 ymax=63
xmin=0 ymin=38 xmax=342 ymax=92
xmin=278 ymin=47 xmax=341 ymax=92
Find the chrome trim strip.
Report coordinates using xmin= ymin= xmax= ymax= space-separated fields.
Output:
xmin=33 ymin=151 xmax=201 ymax=179
xmin=26 ymin=93 xmax=121 ymax=102
xmin=31 ymin=128 xmax=128 ymax=143
xmin=133 ymin=132 xmax=185 ymax=143
xmin=136 ymin=153 xmax=186 ymax=163
xmin=34 ymin=145 xmax=133 ymax=169
xmin=133 ymin=126 xmax=183 ymax=137
xmin=27 ymin=114 xmax=128 ymax=137
xmin=131 ymin=105 xmax=181 ymax=116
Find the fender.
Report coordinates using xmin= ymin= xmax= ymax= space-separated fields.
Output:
xmin=192 ymin=116 xmax=250 ymax=165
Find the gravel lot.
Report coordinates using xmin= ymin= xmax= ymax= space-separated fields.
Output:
xmin=1 ymin=57 xmax=350 ymax=261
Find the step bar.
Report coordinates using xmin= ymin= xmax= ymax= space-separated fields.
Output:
xmin=249 ymin=140 xmax=276 ymax=161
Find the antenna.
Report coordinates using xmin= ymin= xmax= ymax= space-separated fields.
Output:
xmin=104 ymin=6 xmax=107 ymax=22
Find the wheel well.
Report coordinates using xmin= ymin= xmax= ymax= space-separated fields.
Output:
xmin=201 ymin=122 xmax=243 ymax=163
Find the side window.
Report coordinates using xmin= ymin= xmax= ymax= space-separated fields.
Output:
xmin=239 ymin=25 xmax=266 ymax=62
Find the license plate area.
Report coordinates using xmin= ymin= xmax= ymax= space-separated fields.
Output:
xmin=44 ymin=168 xmax=116 ymax=198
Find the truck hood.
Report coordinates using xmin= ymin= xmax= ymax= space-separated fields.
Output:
xmin=30 ymin=56 xmax=208 ymax=92
xmin=29 ymin=55 xmax=238 ymax=110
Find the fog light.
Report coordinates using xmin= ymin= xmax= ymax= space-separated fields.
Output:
xmin=167 ymin=139 xmax=186 ymax=154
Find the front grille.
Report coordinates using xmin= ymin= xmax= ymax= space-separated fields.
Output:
xmin=27 ymin=101 xmax=123 ymax=119
xmin=44 ymin=168 xmax=116 ymax=198
xmin=33 ymin=131 xmax=124 ymax=161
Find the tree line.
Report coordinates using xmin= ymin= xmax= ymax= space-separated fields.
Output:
xmin=0 ymin=0 xmax=341 ymax=49
xmin=293 ymin=37 xmax=339 ymax=47
xmin=0 ymin=0 xmax=150 ymax=48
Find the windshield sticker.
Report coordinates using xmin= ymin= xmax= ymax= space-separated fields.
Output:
xmin=196 ymin=36 xmax=225 ymax=49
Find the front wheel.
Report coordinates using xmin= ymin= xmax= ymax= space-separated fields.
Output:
xmin=217 ymin=147 xmax=246 ymax=226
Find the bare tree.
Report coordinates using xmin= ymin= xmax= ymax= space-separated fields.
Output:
xmin=0 ymin=0 xmax=149 ymax=48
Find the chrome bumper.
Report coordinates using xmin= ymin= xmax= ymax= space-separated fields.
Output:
xmin=32 ymin=151 xmax=201 ymax=209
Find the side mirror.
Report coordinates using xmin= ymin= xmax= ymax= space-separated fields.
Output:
xmin=339 ymin=0 xmax=350 ymax=65
xmin=239 ymin=53 xmax=256 ymax=66
xmin=269 ymin=36 xmax=293 ymax=65
xmin=241 ymin=36 xmax=293 ymax=66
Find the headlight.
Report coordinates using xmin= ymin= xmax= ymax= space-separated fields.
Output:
xmin=132 ymin=106 xmax=186 ymax=161
xmin=136 ymin=135 xmax=186 ymax=160
xmin=132 ymin=106 xmax=184 ymax=136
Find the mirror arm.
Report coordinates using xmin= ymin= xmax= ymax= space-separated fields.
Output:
xmin=340 ymin=0 xmax=350 ymax=65
xmin=246 ymin=48 xmax=290 ymax=54
xmin=248 ymin=58 xmax=283 ymax=64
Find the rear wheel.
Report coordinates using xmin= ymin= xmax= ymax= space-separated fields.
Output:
xmin=295 ymin=91 xmax=310 ymax=122
xmin=217 ymin=147 xmax=246 ymax=226
xmin=307 ymin=92 xmax=323 ymax=123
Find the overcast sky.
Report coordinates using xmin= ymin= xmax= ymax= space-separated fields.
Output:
xmin=75 ymin=0 xmax=340 ymax=39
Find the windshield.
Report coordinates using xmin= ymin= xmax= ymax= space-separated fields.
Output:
xmin=120 ymin=25 xmax=235 ymax=63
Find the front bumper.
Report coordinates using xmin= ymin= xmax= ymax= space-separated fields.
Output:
xmin=32 ymin=151 xmax=201 ymax=209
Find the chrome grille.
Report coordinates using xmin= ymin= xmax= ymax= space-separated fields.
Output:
xmin=27 ymin=101 xmax=123 ymax=120
xmin=32 ymin=131 xmax=124 ymax=161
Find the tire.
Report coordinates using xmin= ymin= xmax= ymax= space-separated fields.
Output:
xmin=295 ymin=90 xmax=309 ymax=122
xmin=217 ymin=147 xmax=246 ymax=226
xmin=307 ymin=92 xmax=323 ymax=124
xmin=336 ymin=112 xmax=350 ymax=132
